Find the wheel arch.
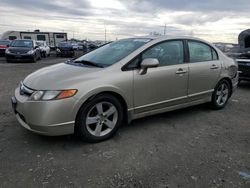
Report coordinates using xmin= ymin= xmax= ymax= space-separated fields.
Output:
xmin=218 ymin=77 xmax=233 ymax=97
xmin=74 ymin=90 xmax=129 ymax=127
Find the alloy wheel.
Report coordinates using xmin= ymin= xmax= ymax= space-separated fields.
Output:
xmin=215 ymin=83 xmax=229 ymax=106
xmin=85 ymin=102 xmax=118 ymax=137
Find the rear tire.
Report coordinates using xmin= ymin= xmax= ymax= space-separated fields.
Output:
xmin=75 ymin=94 xmax=124 ymax=142
xmin=210 ymin=79 xmax=231 ymax=110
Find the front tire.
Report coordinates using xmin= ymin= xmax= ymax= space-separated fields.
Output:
xmin=211 ymin=79 xmax=231 ymax=110
xmin=75 ymin=94 xmax=124 ymax=142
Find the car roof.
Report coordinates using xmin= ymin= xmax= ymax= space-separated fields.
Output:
xmin=131 ymin=35 xmax=210 ymax=42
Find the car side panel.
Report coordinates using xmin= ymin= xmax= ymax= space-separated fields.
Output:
xmin=133 ymin=64 xmax=189 ymax=113
xmin=188 ymin=60 xmax=222 ymax=99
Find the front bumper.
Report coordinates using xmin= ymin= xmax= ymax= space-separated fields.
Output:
xmin=6 ymin=53 xmax=34 ymax=62
xmin=12 ymin=87 xmax=76 ymax=136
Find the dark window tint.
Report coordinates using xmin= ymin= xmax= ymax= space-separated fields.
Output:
xmin=37 ymin=35 xmax=46 ymax=41
xmin=23 ymin=36 xmax=31 ymax=39
xmin=188 ymin=41 xmax=213 ymax=62
xmin=56 ymin=35 xmax=65 ymax=39
xmin=127 ymin=57 xmax=140 ymax=69
xmin=9 ymin=36 xmax=17 ymax=40
xmin=142 ymin=40 xmax=184 ymax=66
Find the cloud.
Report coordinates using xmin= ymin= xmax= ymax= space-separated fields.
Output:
xmin=119 ymin=0 xmax=250 ymax=12
xmin=1 ymin=0 xmax=92 ymax=16
xmin=0 ymin=0 xmax=249 ymax=43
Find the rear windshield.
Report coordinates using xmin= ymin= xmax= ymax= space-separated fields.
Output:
xmin=11 ymin=40 xmax=33 ymax=48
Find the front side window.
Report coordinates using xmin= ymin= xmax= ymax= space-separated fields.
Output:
xmin=188 ymin=41 xmax=215 ymax=62
xmin=142 ymin=40 xmax=184 ymax=66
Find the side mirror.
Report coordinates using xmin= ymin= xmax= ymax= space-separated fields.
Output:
xmin=139 ymin=58 xmax=159 ymax=75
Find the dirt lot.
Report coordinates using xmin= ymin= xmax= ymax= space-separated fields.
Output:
xmin=0 ymin=55 xmax=249 ymax=188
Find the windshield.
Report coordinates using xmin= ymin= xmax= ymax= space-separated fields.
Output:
xmin=36 ymin=41 xmax=44 ymax=46
xmin=75 ymin=38 xmax=151 ymax=67
xmin=11 ymin=40 xmax=33 ymax=48
xmin=58 ymin=43 xmax=72 ymax=47
xmin=0 ymin=40 xmax=10 ymax=45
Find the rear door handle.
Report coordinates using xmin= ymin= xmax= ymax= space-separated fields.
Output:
xmin=176 ymin=68 xmax=187 ymax=74
xmin=210 ymin=64 xmax=219 ymax=69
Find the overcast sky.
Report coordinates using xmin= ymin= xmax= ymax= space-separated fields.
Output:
xmin=0 ymin=0 xmax=249 ymax=43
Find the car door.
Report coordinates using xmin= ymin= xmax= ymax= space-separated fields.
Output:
xmin=133 ymin=40 xmax=189 ymax=114
xmin=187 ymin=40 xmax=222 ymax=99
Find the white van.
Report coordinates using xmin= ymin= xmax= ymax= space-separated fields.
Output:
xmin=1 ymin=30 xmax=67 ymax=48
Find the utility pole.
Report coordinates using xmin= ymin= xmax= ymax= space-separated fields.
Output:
xmin=163 ymin=24 xmax=166 ymax=35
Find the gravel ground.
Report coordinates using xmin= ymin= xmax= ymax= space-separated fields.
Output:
xmin=0 ymin=56 xmax=249 ymax=188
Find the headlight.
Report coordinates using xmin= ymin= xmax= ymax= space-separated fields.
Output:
xmin=56 ymin=48 xmax=61 ymax=52
xmin=30 ymin=89 xmax=77 ymax=101
xmin=5 ymin=49 xmax=10 ymax=54
xmin=27 ymin=50 xmax=34 ymax=55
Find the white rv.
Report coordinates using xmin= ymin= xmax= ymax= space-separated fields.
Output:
xmin=1 ymin=30 xmax=67 ymax=48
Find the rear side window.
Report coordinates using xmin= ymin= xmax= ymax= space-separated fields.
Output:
xmin=142 ymin=40 xmax=184 ymax=66
xmin=188 ymin=41 xmax=217 ymax=62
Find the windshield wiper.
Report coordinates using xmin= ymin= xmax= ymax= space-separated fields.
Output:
xmin=73 ymin=60 xmax=104 ymax=68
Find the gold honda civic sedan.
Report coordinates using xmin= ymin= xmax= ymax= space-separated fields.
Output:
xmin=12 ymin=36 xmax=238 ymax=142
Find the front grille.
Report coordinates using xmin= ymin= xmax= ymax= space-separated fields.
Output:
xmin=20 ymin=82 xmax=34 ymax=96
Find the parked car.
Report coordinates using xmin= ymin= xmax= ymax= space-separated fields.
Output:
xmin=88 ymin=43 xmax=98 ymax=51
xmin=0 ymin=40 xmax=11 ymax=56
xmin=56 ymin=42 xmax=75 ymax=57
xmin=11 ymin=36 xmax=238 ymax=142
xmin=6 ymin=39 xmax=41 ymax=62
xmin=237 ymin=58 xmax=250 ymax=82
xmin=72 ymin=43 xmax=79 ymax=50
xmin=36 ymin=41 xmax=50 ymax=57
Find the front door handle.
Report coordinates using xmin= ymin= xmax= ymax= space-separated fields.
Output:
xmin=176 ymin=68 xmax=187 ymax=74
xmin=210 ymin=64 xmax=219 ymax=69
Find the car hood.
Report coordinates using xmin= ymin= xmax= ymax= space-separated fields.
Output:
xmin=9 ymin=47 xmax=32 ymax=53
xmin=23 ymin=63 xmax=103 ymax=90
